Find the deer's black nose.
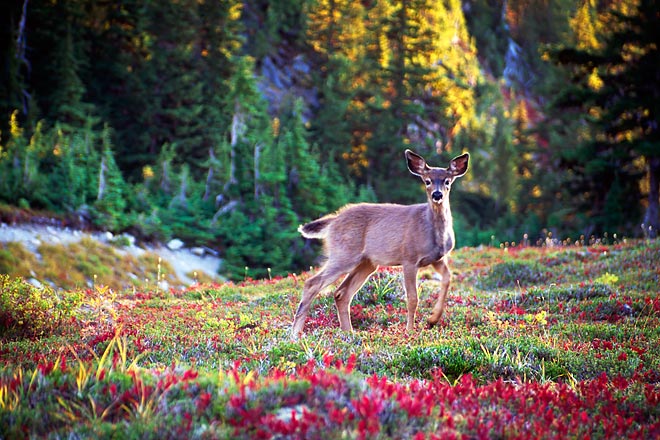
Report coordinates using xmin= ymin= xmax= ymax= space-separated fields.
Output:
xmin=432 ymin=190 xmax=443 ymax=201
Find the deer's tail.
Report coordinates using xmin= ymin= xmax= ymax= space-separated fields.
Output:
xmin=298 ymin=215 xmax=335 ymax=239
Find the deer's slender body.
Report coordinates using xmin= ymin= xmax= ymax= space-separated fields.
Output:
xmin=291 ymin=150 xmax=469 ymax=339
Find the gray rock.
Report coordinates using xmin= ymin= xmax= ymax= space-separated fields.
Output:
xmin=28 ymin=278 xmax=43 ymax=288
xmin=167 ymin=238 xmax=184 ymax=250
xmin=191 ymin=247 xmax=205 ymax=257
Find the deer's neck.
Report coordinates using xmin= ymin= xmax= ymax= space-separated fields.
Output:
xmin=427 ymin=201 xmax=454 ymax=255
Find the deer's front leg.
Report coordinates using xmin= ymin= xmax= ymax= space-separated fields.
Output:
xmin=402 ymin=265 xmax=419 ymax=332
xmin=427 ymin=258 xmax=451 ymax=327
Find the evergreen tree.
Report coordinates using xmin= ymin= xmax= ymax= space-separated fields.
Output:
xmin=83 ymin=0 xmax=244 ymax=181
xmin=0 ymin=0 xmax=32 ymax=133
xmin=279 ymin=98 xmax=345 ymax=217
xmin=50 ymin=23 xmax=97 ymax=131
xmin=213 ymin=55 xmax=287 ymax=279
xmin=362 ymin=0 xmax=481 ymax=202
xmin=139 ymin=0 xmax=208 ymax=174
xmin=91 ymin=125 xmax=129 ymax=231
xmin=243 ymin=0 xmax=308 ymax=58
xmin=0 ymin=110 xmax=29 ymax=205
xmin=84 ymin=0 xmax=153 ymax=180
xmin=305 ymin=0 xmax=366 ymax=173
xmin=463 ymin=0 xmax=509 ymax=77
xmin=20 ymin=0 xmax=94 ymax=131
xmin=548 ymin=0 xmax=659 ymax=236
xmin=0 ymin=112 xmax=56 ymax=210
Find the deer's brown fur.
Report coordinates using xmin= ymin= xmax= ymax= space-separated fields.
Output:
xmin=291 ymin=149 xmax=469 ymax=339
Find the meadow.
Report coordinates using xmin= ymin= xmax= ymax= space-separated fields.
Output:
xmin=1 ymin=239 xmax=659 ymax=438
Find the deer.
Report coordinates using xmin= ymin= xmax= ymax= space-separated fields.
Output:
xmin=291 ymin=149 xmax=469 ymax=339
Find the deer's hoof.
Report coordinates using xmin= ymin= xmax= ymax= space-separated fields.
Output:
xmin=427 ymin=317 xmax=448 ymax=329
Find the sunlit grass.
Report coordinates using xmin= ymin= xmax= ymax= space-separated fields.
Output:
xmin=0 ymin=242 xmax=38 ymax=279
xmin=0 ymin=238 xmax=183 ymax=291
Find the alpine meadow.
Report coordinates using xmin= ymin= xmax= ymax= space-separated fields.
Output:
xmin=1 ymin=0 xmax=659 ymax=438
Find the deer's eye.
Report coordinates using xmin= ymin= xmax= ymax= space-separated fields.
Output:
xmin=424 ymin=179 xmax=432 ymax=187
xmin=444 ymin=179 xmax=451 ymax=186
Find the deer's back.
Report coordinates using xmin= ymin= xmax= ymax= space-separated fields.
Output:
xmin=325 ymin=203 xmax=437 ymax=267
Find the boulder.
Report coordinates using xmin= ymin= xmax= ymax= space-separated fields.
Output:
xmin=167 ymin=238 xmax=184 ymax=250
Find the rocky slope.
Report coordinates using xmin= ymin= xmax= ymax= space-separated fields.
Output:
xmin=0 ymin=222 xmax=223 ymax=290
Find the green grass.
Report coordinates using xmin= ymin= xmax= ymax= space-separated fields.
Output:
xmin=1 ymin=240 xmax=659 ymax=438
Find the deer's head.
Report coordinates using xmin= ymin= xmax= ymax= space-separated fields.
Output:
xmin=405 ymin=149 xmax=469 ymax=205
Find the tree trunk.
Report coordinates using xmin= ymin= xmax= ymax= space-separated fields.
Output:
xmin=97 ymin=156 xmax=107 ymax=201
xmin=203 ymin=147 xmax=216 ymax=202
xmin=178 ymin=166 xmax=188 ymax=207
xmin=16 ymin=0 xmax=31 ymax=115
xmin=643 ymin=156 xmax=660 ymax=238
xmin=254 ymin=143 xmax=262 ymax=199
xmin=228 ymin=100 xmax=243 ymax=187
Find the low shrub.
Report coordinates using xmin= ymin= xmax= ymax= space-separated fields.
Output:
xmin=511 ymin=283 xmax=614 ymax=311
xmin=0 ymin=275 xmax=82 ymax=339
xmin=354 ymin=270 xmax=403 ymax=307
xmin=0 ymin=242 xmax=38 ymax=279
xmin=397 ymin=344 xmax=483 ymax=381
xmin=478 ymin=261 xmax=551 ymax=289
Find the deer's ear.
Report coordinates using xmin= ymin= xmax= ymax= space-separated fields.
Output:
xmin=449 ymin=153 xmax=469 ymax=177
xmin=405 ymin=149 xmax=427 ymax=176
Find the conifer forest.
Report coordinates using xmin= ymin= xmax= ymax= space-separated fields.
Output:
xmin=1 ymin=0 xmax=658 ymax=279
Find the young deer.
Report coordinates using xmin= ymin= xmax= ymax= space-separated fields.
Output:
xmin=291 ymin=149 xmax=469 ymax=339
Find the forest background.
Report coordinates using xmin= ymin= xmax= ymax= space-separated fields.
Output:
xmin=0 ymin=0 xmax=658 ymax=280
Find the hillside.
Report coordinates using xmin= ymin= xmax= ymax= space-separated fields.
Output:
xmin=1 ymin=239 xmax=658 ymax=437
xmin=0 ymin=222 xmax=222 ymax=290
xmin=2 ymin=0 xmax=657 ymax=281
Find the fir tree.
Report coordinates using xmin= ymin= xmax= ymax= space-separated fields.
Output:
xmin=548 ymin=0 xmax=659 ymax=236
xmin=0 ymin=0 xmax=31 ymax=132
xmin=91 ymin=125 xmax=129 ymax=231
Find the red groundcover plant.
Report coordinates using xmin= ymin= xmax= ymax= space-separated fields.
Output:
xmin=1 ymin=350 xmax=658 ymax=439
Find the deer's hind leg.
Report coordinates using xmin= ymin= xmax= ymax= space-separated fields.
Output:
xmin=291 ymin=258 xmax=360 ymax=339
xmin=333 ymin=260 xmax=377 ymax=332
xmin=427 ymin=258 xmax=451 ymax=327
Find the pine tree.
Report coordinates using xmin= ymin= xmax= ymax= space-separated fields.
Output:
xmin=83 ymin=0 xmax=245 ymax=183
xmin=305 ymin=0 xmax=368 ymax=176
xmin=463 ymin=0 xmax=509 ymax=77
xmin=139 ymin=1 xmax=209 ymax=174
xmin=243 ymin=0 xmax=307 ymax=58
xmin=91 ymin=125 xmax=129 ymax=231
xmin=548 ymin=0 xmax=658 ymax=236
xmin=364 ymin=0 xmax=481 ymax=202
xmin=50 ymin=23 xmax=98 ymax=131
xmin=84 ymin=0 xmax=152 ymax=180
xmin=0 ymin=110 xmax=28 ymax=204
xmin=0 ymin=0 xmax=31 ymax=133
xmin=46 ymin=125 xmax=93 ymax=214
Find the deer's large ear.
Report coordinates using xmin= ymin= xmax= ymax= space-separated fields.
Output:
xmin=405 ymin=149 xmax=427 ymax=177
xmin=449 ymin=153 xmax=469 ymax=177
